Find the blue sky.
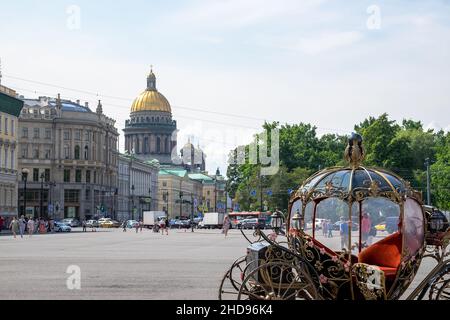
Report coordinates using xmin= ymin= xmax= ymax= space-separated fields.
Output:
xmin=1 ymin=0 xmax=450 ymax=173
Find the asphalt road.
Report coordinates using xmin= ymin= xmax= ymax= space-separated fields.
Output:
xmin=0 ymin=227 xmax=437 ymax=300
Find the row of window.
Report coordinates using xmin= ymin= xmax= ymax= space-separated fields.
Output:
xmin=63 ymin=129 xmax=92 ymax=141
xmin=26 ymin=168 xmax=106 ymax=184
xmin=0 ymin=115 xmax=15 ymax=137
xmin=131 ymin=116 xmax=172 ymax=124
xmin=22 ymin=128 xmax=94 ymax=141
xmin=0 ymin=187 xmax=16 ymax=208
xmin=21 ymin=147 xmax=52 ymax=160
xmin=22 ymin=127 xmax=52 ymax=139
xmin=63 ymin=169 xmax=103 ymax=184
xmin=17 ymin=188 xmax=108 ymax=204
xmin=0 ymin=146 xmax=16 ymax=171
xmin=29 ymin=168 xmax=51 ymax=182
xmin=22 ymin=108 xmax=54 ymax=118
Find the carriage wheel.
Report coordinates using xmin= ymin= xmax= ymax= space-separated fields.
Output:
xmin=237 ymin=261 xmax=320 ymax=300
xmin=218 ymin=256 xmax=247 ymax=300
xmin=435 ymin=279 xmax=450 ymax=300
xmin=429 ymin=270 xmax=450 ymax=300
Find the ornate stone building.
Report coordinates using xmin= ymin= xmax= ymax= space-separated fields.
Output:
xmin=0 ymin=85 xmax=23 ymax=219
xmin=123 ymin=69 xmax=177 ymax=164
xmin=18 ymin=95 xmax=119 ymax=219
xmin=117 ymin=154 xmax=159 ymax=222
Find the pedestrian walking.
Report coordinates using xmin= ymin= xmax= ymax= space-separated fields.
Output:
xmin=0 ymin=216 xmax=4 ymax=233
xmin=159 ymin=218 xmax=168 ymax=235
xmin=122 ymin=221 xmax=127 ymax=232
xmin=327 ymin=220 xmax=333 ymax=238
xmin=321 ymin=220 xmax=327 ymax=237
xmin=135 ymin=222 xmax=139 ymax=233
xmin=361 ymin=212 xmax=372 ymax=247
xmin=9 ymin=217 xmax=19 ymax=239
xmin=82 ymin=219 xmax=87 ymax=232
xmin=19 ymin=215 xmax=26 ymax=238
xmin=38 ymin=218 xmax=45 ymax=233
xmin=339 ymin=217 xmax=349 ymax=250
xmin=139 ymin=220 xmax=143 ymax=232
xmin=49 ymin=219 xmax=54 ymax=233
xmin=222 ymin=215 xmax=231 ymax=238
xmin=27 ymin=218 xmax=35 ymax=237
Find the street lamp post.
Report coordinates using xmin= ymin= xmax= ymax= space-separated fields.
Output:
xmin=45 ymin=181 xmax=56 ymax=219
xmin=39 ymin=173 xmax=45 ymax=219
xmin=148 ymin=188 xmax=152 ymax=211
xmin=131 ymin=184 xmax=135 ymax=220
xmin=191 ymin=194 xmax=194 ymax=233
xmin=21 ymin=168 xmax=30 ymax=217
xmin=179 ymin=191 xmax=183 ymax=219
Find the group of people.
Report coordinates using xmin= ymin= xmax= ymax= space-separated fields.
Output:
xmin=3 ymin=215 xmax=53 ymax=239
xmin=320 ymin=219 xmax=334 ymax=238
xmin=119 ymin=218 xmax=170 ymax=235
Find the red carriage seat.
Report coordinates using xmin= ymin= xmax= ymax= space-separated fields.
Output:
xmin=358 ymin=232 xmax=402 ymax=280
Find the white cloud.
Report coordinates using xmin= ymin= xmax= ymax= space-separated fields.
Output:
xmin=167 ymin=0 xmax=325 ymax=29
xmin=291 ymin=31 xmax=364 ymax=55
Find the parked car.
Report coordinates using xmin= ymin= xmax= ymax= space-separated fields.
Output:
xmin=126 ymin=220 xmax=139 ymax=228
xmin=192 ymin=217 xmax=203 ymax=226
xmin=61 ymin=218 xmax=80 ymax=227
xmin=375 ymin=223 xmax=386 ymax=232
xmin=99 ymin=219 xmax=121 ymax=228
xmin=386 ymin=216 xmax=400 ymax=234
xmin=241 ymin=218 xmax=267 ymax=229
xmin=230 ymin=219 xmax=243 ymax=229
xmin=54 ymin=221 xmax=71 ymax=232
xmin=86 ymin=220 xmax=99 ymax=228
xmin=171 ymin=219 xmax=191 ymax=229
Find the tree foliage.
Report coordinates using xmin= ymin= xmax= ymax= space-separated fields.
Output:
xmin=227 ymin=113 xmax=449 ymax=212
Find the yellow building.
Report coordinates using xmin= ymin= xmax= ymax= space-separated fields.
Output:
xmin=0 ymin=85 xmax=24 ymax=218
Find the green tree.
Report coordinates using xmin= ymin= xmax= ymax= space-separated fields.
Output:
xmin=431 ymin=133 xmax=450 ymax=210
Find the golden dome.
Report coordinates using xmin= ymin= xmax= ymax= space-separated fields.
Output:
xmin=131 ymin=90 xmax=171 ymax=113
xmin=130 ymin=68 xmax=172 ymax=113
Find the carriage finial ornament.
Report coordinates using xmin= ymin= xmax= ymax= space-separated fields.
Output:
xmin=344 ymin=132 xmax=365 ymax=168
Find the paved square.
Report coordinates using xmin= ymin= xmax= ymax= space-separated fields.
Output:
xmin=0 ymin=228 xmax=435 ymax=300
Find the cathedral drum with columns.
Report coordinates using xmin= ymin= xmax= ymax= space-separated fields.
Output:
xmin=124 ymin=69 xmax=177 ymax=164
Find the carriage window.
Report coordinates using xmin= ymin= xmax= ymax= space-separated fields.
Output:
xmin=303 ymin=201 xmax=314 ymax=236
xmin=360 ymin=197 xmax=400 ymax=249
xmin=315 ymin=198 xmax=350 ymax=252
xmin=403 ymin=198 xmax=424 ymax=259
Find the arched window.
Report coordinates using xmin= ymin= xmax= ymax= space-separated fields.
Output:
xmin=164 ymin=137 xmax=169 ymax=153
xmin=84 ymin=146 xmax=89 ymax=160
xmin=146 ymin=117 xmax=150 ymax=122
xmin=74 ymin=145 xmax=80 ymax=160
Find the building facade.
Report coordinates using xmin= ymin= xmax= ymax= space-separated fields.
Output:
xmin=123 ymin=69 xmax=177 ymax=164
xmin=158 ymin=167 xmax=203 ymax=219
xmin=18 ymin=96 xmax=119 ymax=220
xmin=0 ymin=85 xmax=23 ymax=218
xmin=117 ymin=154 xmax=159 ymax=221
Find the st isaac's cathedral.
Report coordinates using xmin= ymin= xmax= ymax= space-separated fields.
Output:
xmin=123 ymin=69 xmax=205 ymax=172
